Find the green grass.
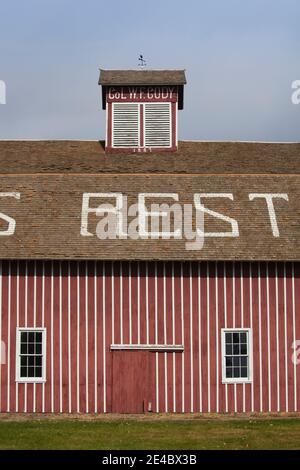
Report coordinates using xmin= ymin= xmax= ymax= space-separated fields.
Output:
xmin=0 ymin=418 xmax=300 ymax=450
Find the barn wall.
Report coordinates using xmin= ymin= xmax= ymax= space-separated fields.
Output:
xmin=0 ymin=260 xmax=299 ymax=413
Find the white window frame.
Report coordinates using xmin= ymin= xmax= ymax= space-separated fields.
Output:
xmin=16 ymin=327 xmax=47 ymax=383
xmin=221 ymin=328 xmax=253 ymax=384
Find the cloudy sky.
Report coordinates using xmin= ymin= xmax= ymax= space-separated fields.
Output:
xmin=0 ymin=0 xmax=299 ymax=141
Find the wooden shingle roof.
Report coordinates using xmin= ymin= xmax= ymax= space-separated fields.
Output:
xmin=0 ymin=140 xmax=299 ymax=261
xmin=0 ymin=140 xmax=299 ymax=174
xmin=99 ymin=69 xmax=187 ymax=86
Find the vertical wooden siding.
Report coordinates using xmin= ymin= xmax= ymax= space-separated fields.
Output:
xmin=0 ymin=261 xmax=299 ymax=413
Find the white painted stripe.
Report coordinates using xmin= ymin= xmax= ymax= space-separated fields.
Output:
xmin=24 ymin=261 xmax=28 ymax=413
xmin=76 ymin=262 xmax=80 ymax=413
xmin=156 ymin=352 xmax=159 ymax=413
xmin=94 ymin=261 xmax=97 ymax=413
xmin=284 ymin=262 xmax=288 ymax=412
xmin=249 ymin=263 xmax=254 ymax=412
xmin=198 ymin=263 xmax=202 ymax=412
xmin=215 ymin=262 xmax=219 ymax=413
xmin=16 ymin=261 xmax=19 ymax=413
xmin=120 ymin=263 xmax=123 ymax=344
xmin=155 ymin=262 xmax=158 ymax=345
xmin=33 ymin=261 xmax=36 ymax=327
xmin=33 ymin=261 xmax=36 ymax=413
xmin=181 ymin=262 xmax=184 ymax=412
xmin=163 ymin=262 xmax=168 ymax=412
xmin=241 ymin=264 xmax=245 ymax=413
xmin=138 ymin=262 xmax=141 ymax=344
xmin=51 ymin=261 xmax=54 ymax=413
xmin=258 ymin=263 xmax=263 ymax=412
xmin=232 ymin=263 xmax=237 ymax=413
xmin=292 ymin=263 xmax=297 ymax=411
xmin=155 ymin=262 xmax=159 ymax=412
xmin=42 ymin=262 xmax=45 ymax=413
xmin=59 ymin=262 xmax=63 ymax=413
xmin=85 ymin=261 xmax=89 ymax=413
xmin=129 ymin=263 xmax=132 ymax=345
xmin=68 ymin=262 xmax=72 ymax=413
xmin=7 ymin=262 xmax=11 ymax=412
xmin=146 ymin=263 xmax=149 ymax=345
xmin=207 ymin=263 xmax=210 ymax=413
xmin=266 ymin=263 xmax=271 ymax=412
xmin=111 ymin=262 xmax=114 ymax=345
xmin=171 ymin=262 xmax=176 ymax=412
xmin=224 ymin=262 xmax=228 ymax=413
xmin=189 ymin=262 xmax=193 ymax=413
xmin=275 ymin=262 xmax=280 ymax=411
xmin=103 ymin=263 xmax=106 ymax=412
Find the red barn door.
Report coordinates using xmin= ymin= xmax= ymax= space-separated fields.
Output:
xmin=111 ymin=350 xmax=154 ymax=413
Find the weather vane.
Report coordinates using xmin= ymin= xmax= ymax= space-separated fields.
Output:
xmin=138 ymin=54 xmax=147 ymax=67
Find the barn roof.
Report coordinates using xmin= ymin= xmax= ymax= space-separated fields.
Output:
xmin=99 ymin=69 xmax=187 ymax=86
xmin=0 ymin=140 xmax=299 ymax=261
xmin=0 ymin=140 xmax=299 ymax=174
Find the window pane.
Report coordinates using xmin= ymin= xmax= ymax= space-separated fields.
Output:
xmin=20 ymin=343 xmax=27 ymax=354
xmin=226 ymin=357 xmax=232 ymax=367
xmin=28 ymin=367 xmax=35 ymax=377
xmin=233 ymin=356 xmax=240 ymax=367
xmin=226 ymin=344 xmax=232 ymax=355
xmin=21 ymin=332 xmax=28 ymax=343
xmin=226 ymin=368 xmax=233 ymax=378
xmin=240 ymin=333 xmax=247 ymax=343
xmin=240 ymin=344 xmax=247 ymax=355
xmin=36 ymin=343 xmax=42 ymax=355
xmin=28 ymin=332 xmax=35 ymax=343
xmin=233 ymin=333 xmax=239 ymax=343
xmin=35 ymin=356 xmax=42 ymax=367
xmin=36 ymin=332 xmax=42 ymax=343
xmin=28 ymin=356 xmax=35 ymax=366
xmin=20 ymin=367 xmax=27 ymax=377
xmin=241 ymin=367 xmax=248 ymax=378
xmin=28 ymin=344 xmax=35 ymax=354
xmin=241 ymin=356 xmax=248 ymax=367
xmin=35 ymin=367 xmax=42 ymax=378
xmin=233 ymin=344 xmax=239 ymax=355
xmin=21 ymin=356 xmax=27 ymax=367
xmin=225 ymin=332 xmax=232 ymax=344
xmin=233 ymin=367 xmax=240 ymax=378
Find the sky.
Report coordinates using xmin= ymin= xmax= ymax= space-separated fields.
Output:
xmin=0 ymin=0 xmax=299 ymax=141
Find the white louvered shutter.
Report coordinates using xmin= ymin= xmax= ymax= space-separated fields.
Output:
xmin=144 ymin=103 xmax=171 ymax=148
xmin=112 ymin=103 xmax=139 ymax=148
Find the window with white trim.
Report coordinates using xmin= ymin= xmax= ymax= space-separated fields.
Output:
xmin=16 ymin=328 xmax=46 ymax=383
xmin=222 ymin=328 xmax=252 ymax=383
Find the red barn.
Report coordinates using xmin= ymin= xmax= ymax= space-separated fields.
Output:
xmin=0 ymin=69 xmax=299 ymax=414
